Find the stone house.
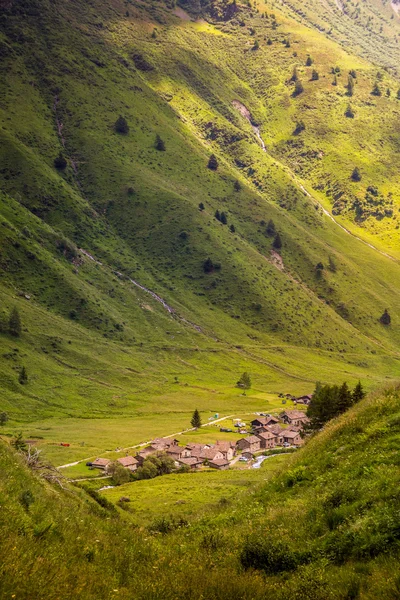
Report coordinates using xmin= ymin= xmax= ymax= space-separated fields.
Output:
xmin=91 ymin=457 xmax=110 ymax=470
xmin=236 ymin=435 xmax=261 ymax=453
xmin=178 ymin=457 xmax=203 ymax=470
xmin=280 ymin=410 xmax=310 ymax=427
xmin=282 ymin=430 xmax=303 ymax=446
xmin=208 ymin=459 xmax=230 ymax=470
xmin=117 ymin=456 xmax=138 ymax=472
xmin=256 ymin=431 xmax=277 ymax=449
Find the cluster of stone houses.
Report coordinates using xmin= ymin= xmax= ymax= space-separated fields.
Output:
xmin=91 ymin=438 xmax=237 ymax=473
xmin=236 ymin=410 xmax=310 ymax=457
xmin=90 ymin=410 xmax=310 ymax=474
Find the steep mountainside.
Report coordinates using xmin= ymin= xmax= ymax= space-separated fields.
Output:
xmin=0 ymin=0 xmax=399 ymax=462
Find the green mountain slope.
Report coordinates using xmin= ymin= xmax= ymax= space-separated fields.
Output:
xmin=1 ymin=385 xmax=399 ymax=599
xmin=0 ymin=0 xmax=400 ymax=464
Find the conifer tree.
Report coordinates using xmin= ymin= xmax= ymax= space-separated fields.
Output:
xmin=291 ymin=66 xmax=298 ymax=82
xmin=234 ymin=179 xmax=241 ymax=192
xmin=155 ymin=134 xmax=166 ymax=151
xmin=114 ymin=116 xmax=129 ymax=134
xmin=345 ymin=104 xmax=355 ymax=118
xmin=371 ymin=83 xmax=382 ymax=97
xmin=311 ymin=69 xmax=319 ymax=81
xmin=351 ymin=167 xmax=362 ymax=182
xmin=9 ymin=307 xmax=21 ymax=337
xmin=272 ymin=232 xmax=282 ymax=250
xmin=352 ymin=381 xmax=365 ymax=404
xmin=237 ymin=372 xmax=251 ymax=389
xmin=54 ymin=152 xmax=67 ymax=170
xmin=337 ymin=382 xmax=352 ymax=413
xmin=203 ymin=257 xmax=214 ymax=273
xmin=266 ymin=219 xmax=276 ymax=237
xmin=215 ymin=209 xmax=221 ymax=221
xmin=208 ymin=154 xmax=218 ymax=170
xmin=305 ymin=55 xmax=313 ymax=66
xmin=293 ymin=80 xmax=304 ymax=96
xmin=220 ymin=212 xmax=228 ymax=225
xmin=199 ymin=202 xmax=205 ymax=211
xmin=229 ymin=224 xmax=236 ymax=233
xmin=379 ymin=309 xmax=391 ymax=325
xmin=191 ymin=408 xmax=202 ymax=429
xmin=0 ymin=412 xmax=8 ymax=426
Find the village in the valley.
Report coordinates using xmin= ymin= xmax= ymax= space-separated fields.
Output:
xmin=89 ymin=394 xmax=312 ymax=475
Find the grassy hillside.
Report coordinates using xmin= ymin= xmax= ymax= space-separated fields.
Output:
xmin=1 ymin=385 xmax=399 ymax=599
xmin=0 ymin=0 xmax=400 ymax=465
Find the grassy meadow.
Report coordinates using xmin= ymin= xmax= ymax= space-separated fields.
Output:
xmin=1 ymin=385 xmax=399 ymax=599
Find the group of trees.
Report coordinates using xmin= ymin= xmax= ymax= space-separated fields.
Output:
xmin=203 ymin=257 xmax=221 ymax=273
xmin=215 ymin=209 xmax=228 ymax=225
xmin=109 ymin=452 xmax=176 ymax=485
xmin=264 ymin=219 xmax=282 ymax=249
xmin=114 ymin=117 xmax=166 ymax=150
xmin=306 ymin=381 xmax=366 ymax=430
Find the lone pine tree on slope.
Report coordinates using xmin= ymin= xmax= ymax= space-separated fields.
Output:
xmin=237 ymin=372 xmax=251 ymax=389
xmin=191 ymin=409 xmax=202 ymax=429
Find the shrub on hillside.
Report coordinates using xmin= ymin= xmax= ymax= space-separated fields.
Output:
xmin=371 ymin=83 xmax=382 ymax=97
xmin=114 ymin=116 xmax=129 ymax=134
xmin=132 ymin=53 xmax=154 ymax=72
xmin=54 ymin=152 xmax=67 ymax=170
xmin=351 ymin=167 xmax=361 ymax=182
xmin=272 ymin=232 xmax=282 ymax=250
xmin=240 ymin=537 xmax=306 ymax=574
xmin=208 ymin=154 xmax=218 ymax=170
xmin=203 ymin=257 xmax=214 ymax=273
xmin=293 ymin=120 xmax=305 ymax=135
xmin=379 ymin=309 xmax=391 ymax=325
xmin=292 ymin=80 xmax=304 ymax=97
xmin=155 ymin=134 xmax=165 ymax=151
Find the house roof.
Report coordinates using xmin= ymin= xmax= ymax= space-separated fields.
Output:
xmin=137 ymin=447 xmax=156 ymax=458
xmin=151 ymin=437 xmax=178 ymax=447
xmin=281 ymin=410 xmax=308 ymax=420
xmin=266 ymin=424 xmax=285 ymax=434
xmin=244 ymin=435 xmax=261 ymax=444
xmin=257 ymin=431 xmax=277 ymax=440
xmin=166 ymin=447 xmax=182 ymax=456
xmin=208 ymin=459 xmax=230 ymax=467
xmin=201 ymin=448 xmax=224 ymax=460
xmin=283 ymin=430 xmax=301 ymax=438
xmin=178 ymin=457 xmax=203 ymax=466
xmin=251 ymin=416 xmax=279 ymax=426
xmin=117 ymin=456 xmax=138 ymax=467
xmin=92 ymin=458 xmax=110 ymax=467
xmin=215 ymin=441 xmax=235 ymax=450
